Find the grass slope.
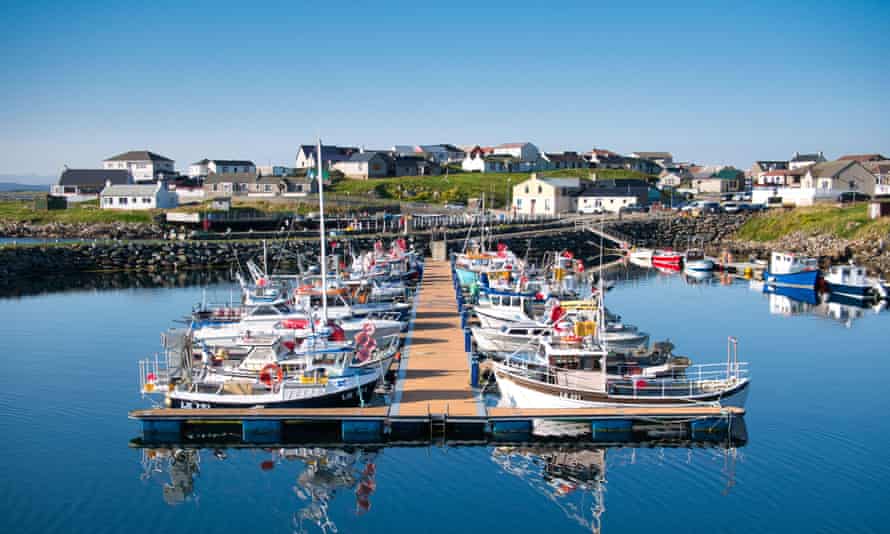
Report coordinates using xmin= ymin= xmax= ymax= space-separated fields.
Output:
xmin=736 ymin=204 xmax=890 ymax=241
xmin=329 ymin=168 xmax=653 ymax=207
xmin=0 ymin=200 xmax=155 ymax=224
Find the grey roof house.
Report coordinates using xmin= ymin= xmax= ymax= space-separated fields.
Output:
xmin=52 ymin=168 xmax=132 ymax=198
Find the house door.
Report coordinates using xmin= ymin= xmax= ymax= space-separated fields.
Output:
xmin=530 ymin=199 xmax=536 ymax=215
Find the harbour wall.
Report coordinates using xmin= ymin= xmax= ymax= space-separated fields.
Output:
xmin=0 ymin=227 xmax=614 ymax=284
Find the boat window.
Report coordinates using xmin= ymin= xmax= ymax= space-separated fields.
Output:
xmin=510 ymin=296 xmax=521 ymax=307
xmin=252 ymin=306 xmax=279 ymax=316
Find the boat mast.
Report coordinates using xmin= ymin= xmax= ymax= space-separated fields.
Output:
xmin=317 ymin=137 xmax=328 ymax=323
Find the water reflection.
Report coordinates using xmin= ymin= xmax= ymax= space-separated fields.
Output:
xmin=492 ymin=420 xmax=745 ymax=534
xmin=138 ymin=420 xmax=744 ymax=534
xmin=755 ymin=283 xmax=887 ymax=326
xmin=0 ymin=270 xmax=234 ymax=299
xmin=140 ymin=446 xmax=379 ymax=533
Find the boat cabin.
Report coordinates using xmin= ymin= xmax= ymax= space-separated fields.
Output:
xmin=769 ymin=252 xmax=818 ymax=275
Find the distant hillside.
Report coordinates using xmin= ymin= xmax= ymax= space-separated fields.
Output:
xmin=0 ymin=182 xmax=49 ymax=192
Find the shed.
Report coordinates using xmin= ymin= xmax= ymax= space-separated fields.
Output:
xmin=868 ymin=200 xmax=890 ymax=219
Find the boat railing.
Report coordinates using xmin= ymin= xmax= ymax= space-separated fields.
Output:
xmin=501 ymin=358 xmax=749 ymax=398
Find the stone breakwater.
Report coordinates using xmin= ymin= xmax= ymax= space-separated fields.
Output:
xmin=0 ymin=221 xmax=164 ymax=240
xmin=0 ymin=228 xmax=610 ymax=283
xmin=606 ymin=214 xmax=752 ymax=249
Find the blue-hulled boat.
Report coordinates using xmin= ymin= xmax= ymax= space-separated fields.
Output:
xmin=763 ymin=251 xmax=819 ymax=288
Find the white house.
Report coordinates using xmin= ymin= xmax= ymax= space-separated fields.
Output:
xmin=393 ymin=144 xmax=465 ymax=164
xmin=103 ymin=151 xmax=175 ymax=183
xmin=576 ymin=180 xmax=650 ymax=214
xmin=100 ymin=181 xmax=178 ymax=210
xmin=864 ymin=160 xmax=890 ymax=196
xmin=189 ymin=159 xmax=256 ymax=178
xmin=492 ymin=142 xmax=540 ymax=163
xmin=296 ymin=144 xmax=357 ymax=169
xmin=511 ymin=174 xmax=581 ymax=216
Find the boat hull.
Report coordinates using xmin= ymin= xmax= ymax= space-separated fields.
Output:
xmin=685 ymin=259 xmax=714 ymax=272
xmin=763 ymin=269 xmax=819 ymax=288
xmin=168 ymin=377 xmax=380 ymax=409
xmin=826 ymin=282 xmax=872 ymax=299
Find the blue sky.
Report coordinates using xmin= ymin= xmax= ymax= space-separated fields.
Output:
xmin=2 ymin=0 xmax=889 ymax=181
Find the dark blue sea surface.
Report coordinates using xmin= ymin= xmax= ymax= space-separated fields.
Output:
xmin=1 ymin=269 xmax=888 ymax=533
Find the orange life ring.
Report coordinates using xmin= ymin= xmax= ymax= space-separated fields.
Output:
xmin=259 ymin=363 xmax=283 ymax=388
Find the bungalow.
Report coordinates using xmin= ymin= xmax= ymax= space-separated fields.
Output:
xmin=543 ymin=152 xmax=587 ymax=170
xmin=52 ymin=168 xmax=131 ymax=199
xmin=332 ymin=152 xmax=392 ymax=179
xmin=629 ymin=151 xmax=673 ymax=168
xmin=393 ymin=155 xmax=441 ymax=177
xmin=789 ymin=151 xmax=826 ymax=170
xmin=575 ymin=179 xmax=649 ymax=214
xmin=296 ymin=144 xmax=358 ymax=170
xmin=749 ymin=160 xmax=790 ymax=185
xmin=585 ymin=148 xmax=623 ymax=168
xmin=801 ymin=160 xmax=877 ymax=200
xmin=492 ymin=142 xmax=540 ymax=163
xmin=100 ymin=181 xmax=178 ymax=210
xmin=189 ymin=159 xmax=256 ymax=178
xmin=690 ymin=167 xmax=744 ymax=194
xmin=623 ymin=157 xmax=662 ymax=176
xmin=511 ymin=174 xmax=582 ymax=216
xmin=203 ymin=172 xmax=257 ymax=197
xmin=103 ymin=150 xmax=175 ymax=183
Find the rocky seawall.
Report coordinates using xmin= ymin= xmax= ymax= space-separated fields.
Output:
xmin=0 ymin=221 xmax=165 ymax=240
xmin=0 ymin=227 xmax=612 ymax=284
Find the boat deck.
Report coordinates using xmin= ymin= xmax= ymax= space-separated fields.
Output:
xmin=129 ymin=260 xmax=746 ymax=444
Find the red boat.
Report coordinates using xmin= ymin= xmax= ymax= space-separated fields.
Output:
xmin=652 ymin=249 xmax=683 ymax=269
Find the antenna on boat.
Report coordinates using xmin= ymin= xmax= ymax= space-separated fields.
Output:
xmin=317 ymin=136 xmax=329 ymax=324
xmin=262 ymin=239 xmax=268 ymax=276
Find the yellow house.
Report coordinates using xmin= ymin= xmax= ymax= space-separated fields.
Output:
xmin=511 ymin=174 xmax=581 ymax=216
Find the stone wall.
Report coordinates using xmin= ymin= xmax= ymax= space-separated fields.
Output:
xmin=606 ymin=214 xmax=751 ymax=249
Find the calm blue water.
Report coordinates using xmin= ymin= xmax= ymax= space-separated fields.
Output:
xmin=2 ymin=269 xmax=889 ymax=533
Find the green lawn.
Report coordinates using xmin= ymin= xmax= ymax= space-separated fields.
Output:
xmin=736 ymin=204 xmax=890 ymax=241
xmin=0 ymin=200 xmax=156 ymax=224
xmin=328 ymin=168 xmax=654 ymax=207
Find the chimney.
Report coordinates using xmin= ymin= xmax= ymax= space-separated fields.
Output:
xmin=360 ymin=145 xmax=365 ymax=154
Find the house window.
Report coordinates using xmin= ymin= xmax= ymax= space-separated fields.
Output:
xmin=538 ymin=186 xmax=542 ymax=194
xmin=119 ymin=197 xmax=128 ymax=205
xmin=524 ymin=186 xmax=529 ymax=194
xmin=212 ymin=184 xmax=218 ymax=192
xmin=264 ymin=184 xmax=272 ymax=192
xmin=516 ymin=198 xmax=522 ymax=208
xmin=848 ymin=180 xmax=857 ymax=190
xmin=544 ymin=199 xmax=551 ymax=210
xmin=142 ymin=197 xmax=151 ymax=204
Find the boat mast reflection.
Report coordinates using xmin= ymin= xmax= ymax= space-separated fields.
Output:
xmin=140 ymin=446 xmax=378 ymax=533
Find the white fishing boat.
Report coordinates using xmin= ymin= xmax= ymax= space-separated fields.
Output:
xmin=494 ymin=337 xmax=750 ymax=409
xmin=684 ymin=248 xmax=714 ymax=272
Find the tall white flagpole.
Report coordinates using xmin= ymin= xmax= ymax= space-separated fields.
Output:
xmin=317 ymin=137 xmax=328 ymax=323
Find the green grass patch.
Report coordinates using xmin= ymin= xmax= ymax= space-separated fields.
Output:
xmin=0 ymin=200 xmax=155 ymax=224
xmin=736 ymin=204 xmax=890 ymax=241
xmin=328 ymin=168 xmax=654 ymax=207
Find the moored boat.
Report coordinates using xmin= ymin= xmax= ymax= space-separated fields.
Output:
xmin=763 ymin=251 xmax=819 ymax=288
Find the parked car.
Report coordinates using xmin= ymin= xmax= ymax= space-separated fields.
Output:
xmin=721 ymin=202 xmax=745 ymax=214
xmin=578 ymin=205 xmax=605 ymax=214
xmin=747 ymin=203 xmax=766 ymax=212
xmin=619 ymin=204 xmax=648 ymax=214
xmin=720 ymin=193 xmax=735 ymax=202
xmin=837 ymin=192 xmax=870 ymax=203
